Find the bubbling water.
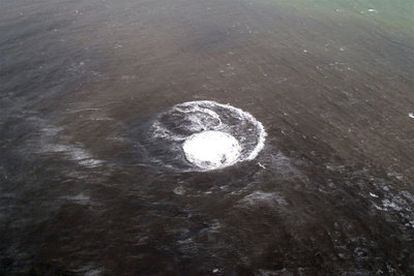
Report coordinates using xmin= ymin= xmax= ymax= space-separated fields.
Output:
xmin=141 ymin=101 xmax=266 ymax=171
xmin=183 ymin=130 xmax=242 ymax=170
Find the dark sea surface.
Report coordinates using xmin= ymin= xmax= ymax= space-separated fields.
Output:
xmin=1 ymin=0 xmax=414 ymax=274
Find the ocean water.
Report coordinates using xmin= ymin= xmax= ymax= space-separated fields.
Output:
xmin=1 ymin=0 xmax=414 ymax=274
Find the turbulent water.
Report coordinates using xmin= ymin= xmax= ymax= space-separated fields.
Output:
xmin=142 ymin=100 xmax=266 ymax=171
xmin=1 ymin=0 xmax=414 ymax=275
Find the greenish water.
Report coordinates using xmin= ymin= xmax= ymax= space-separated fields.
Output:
xmin=275 ymin=0 xmax=414 ymax=36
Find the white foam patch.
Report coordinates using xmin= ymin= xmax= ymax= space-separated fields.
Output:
xmin=42 ymin=144 xmax=103 ymax=168
xmin=146 ymin=100 xmax=267 ymax=171
xmin=181 ymin=101 xmax=267 ymax=162
xmin=61 ymin=194 xmax=91 ymax=205
xmin=183 ymin=131 xmax=242 ymax=170
xmin=238 ymin=191 xmax=288 ymax=208
xmin=38 ymin=125 xmax=103 ymax=168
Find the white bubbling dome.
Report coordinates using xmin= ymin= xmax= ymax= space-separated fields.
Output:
xmin=183 ymin=131 xmax=242 ymax=170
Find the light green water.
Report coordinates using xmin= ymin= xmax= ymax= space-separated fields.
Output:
xmin=275 ymin=0 xmax=414 ymax=36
